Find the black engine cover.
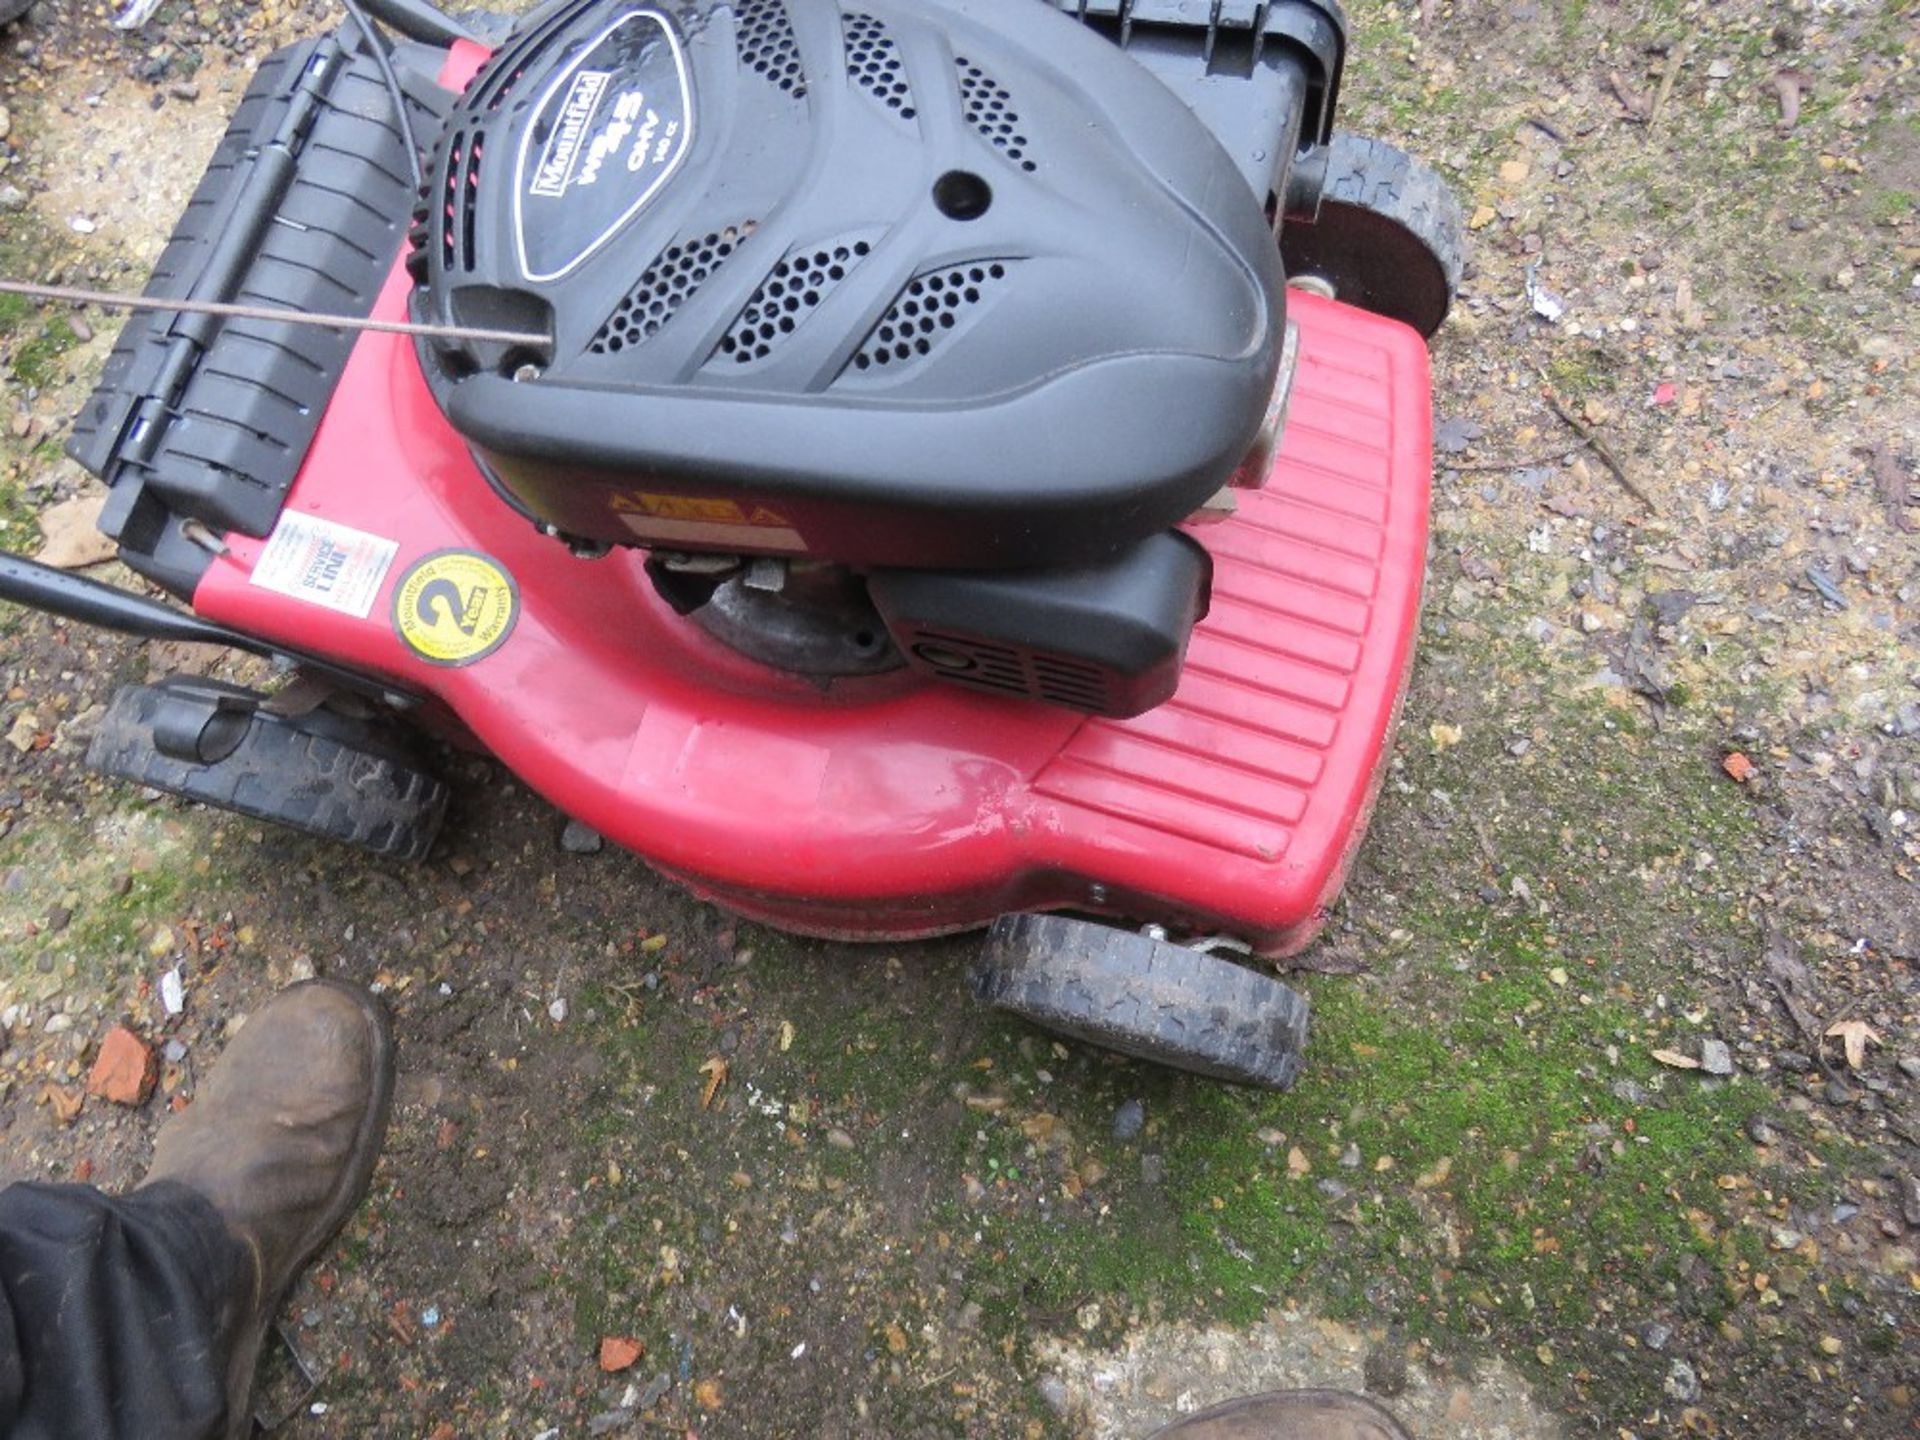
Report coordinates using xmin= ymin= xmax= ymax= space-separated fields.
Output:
xmin=414 ymin=0 xmax=1285 ymax=569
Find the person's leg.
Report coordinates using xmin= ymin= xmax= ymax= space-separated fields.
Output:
xmin=0 ymin=1181 xmax=248 ymax=1439
xmin=0 ymin=979 xmax=393 ymax=1440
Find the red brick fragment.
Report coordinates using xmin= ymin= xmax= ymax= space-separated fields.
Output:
xmin=598 ymin=1335 xmax=644 ymax=1372
xmin=86 ymin=1025 xmax=158 ymax=1106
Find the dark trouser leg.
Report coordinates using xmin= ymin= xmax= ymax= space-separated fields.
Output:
xmin=0 ymin=1180 xmax=248 ymax=1440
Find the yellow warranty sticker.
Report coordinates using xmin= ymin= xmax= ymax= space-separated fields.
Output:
xmin=392 ymin=550 xmax=519 ymax=667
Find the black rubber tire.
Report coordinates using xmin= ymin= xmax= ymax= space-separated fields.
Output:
xmin=972 ymin=914 xmax=1310 ymax=1089
xmin=1280 ymin=132 xmax=1465 ymax=338
xmin=87 ymin=681 xmax=448 ymax=861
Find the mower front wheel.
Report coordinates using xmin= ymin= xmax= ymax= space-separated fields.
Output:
xmin=87 ymin=678 xmax=448 ymax=861
xmin=1282 ymin=132 xmax=1465 ymax=338
xmin=971 ymin=914 xmax=1309 ymax=1089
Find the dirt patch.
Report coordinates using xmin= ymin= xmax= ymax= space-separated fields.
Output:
xmin=23 ymin=62 xmax=238 ymax=267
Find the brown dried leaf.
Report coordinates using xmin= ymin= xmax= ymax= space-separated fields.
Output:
xmin=1280 ymin=943 xmax=1370 ymax=977
xmin=1872 ymin=444 xmax=1914 ymax=533
xmin=43 ymin=1084 xmax=83 ymax=1125
xmin=698 ymin=1056 xmax=728 ymax=1110
xmin=1771 ymin=68 xmax=1811 ymax=134
xmin=1651 ymin=1048 xmax=1701 ymax=1070
xmin=1019 ymin=1112 xmax=1058 ymax=1142
xmin=33 ymin=493 xmax=116 ymax=570
xmin=1825 ymin=1019 xmax=1883 ymax=1071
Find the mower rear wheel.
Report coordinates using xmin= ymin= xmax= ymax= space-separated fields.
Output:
xmin=1282 ymin=132 xmax=1465 ymax=338
xmin=88 ymin=679 xmax=448 ymax=861
xmin=972 ymin=914 xmax=1309 ymax=1089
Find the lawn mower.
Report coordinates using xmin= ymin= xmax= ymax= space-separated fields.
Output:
xmin=0 ymin=0 xmax=1460 ymax=1087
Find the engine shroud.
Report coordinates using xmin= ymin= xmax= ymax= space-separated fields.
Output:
xmin=412 ymin=0 xmax=1286 ymax=570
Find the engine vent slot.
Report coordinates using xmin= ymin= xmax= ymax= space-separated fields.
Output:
xmin=590 ymin=225 xmax=752 ymax=355
xmin=849 ymin=261 xmax=1012 ymax=372
xmin=736 ymin=0 xmax=807 ymax=98
xmin=955 ymin=57 xmax=1036 ymax=173
xmin=906 ymin=631 xmax=1116 ymax=713
xmin=459 ymin=135 xmax=482 ymax=273
xmin=468 ymin=16 xmax=572 ymax=112
xmin=436 ymin=130 xmax=465 ymax=271
xmin=715 ymin=236 xmax=875 ymax=366
xmin=843 ymin=13 xmax=914 ymax=119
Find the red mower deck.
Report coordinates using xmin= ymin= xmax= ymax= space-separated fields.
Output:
xmin=191 ymin=279 xmax=1430 ymax=955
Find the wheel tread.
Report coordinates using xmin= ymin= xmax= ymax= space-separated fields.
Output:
xmin=86 ymin=684 xmax=448 ymax=861
xmin=973 ymin=914 xmax=1310 ymax=1089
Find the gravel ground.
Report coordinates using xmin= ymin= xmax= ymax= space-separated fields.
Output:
xmin=0 ymin=1 xmax=1914 ymax=1437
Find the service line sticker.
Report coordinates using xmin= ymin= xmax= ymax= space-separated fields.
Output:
xmin=248 ymin=511 xmax=399 ymax=619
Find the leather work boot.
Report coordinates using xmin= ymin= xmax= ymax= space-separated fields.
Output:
xmin=142 ymin=979 xmax=395 ymax=1439
xmin=1146 ymin=1388 xmax=1414 ymax=1440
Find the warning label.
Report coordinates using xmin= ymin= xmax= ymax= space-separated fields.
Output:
xmin=610 ymin=492 xmax=806 ymax=552
xmin=248 ymin=512 xmax=397 ymax=618
xmin=392 ymin=550 xmax=520 ymax=667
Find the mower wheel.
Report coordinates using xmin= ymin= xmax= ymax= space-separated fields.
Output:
xmin=971 ymin=914 xmax=1309 ymax=1089
xmin=1281 ymin=132 xmax=1465 ymax=338
xmin=88 ymin=679 xmax=448 ymax=861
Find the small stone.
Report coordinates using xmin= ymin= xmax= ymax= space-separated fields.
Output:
xmin=560 ymin=819 xmax=604 ymax=854
xmin=547 ymin=998 xmax=568 ymax=1024
xmin=166 ymin=80 xmax=200 ymax=101
xmin=1037 ymin=1376 xmax=1071 ymax=1416
xmin=1664 ymin=1359 xmax=1701 ymax=1403
xmin=1745 ymin=1114 xmax=1776 ymax=1146
xmin=1824 ymin=1080 xmax=1854 ymax=1106
xmin=825 ymin=1127 xmax=855 ymax=1150
xmin=1139 ymin=1153 xmax=1166 ymax=1186
xmin=1818 ymin=1335 xmax=1843 ymax=1356
xmin=1897 ymin=1057 xmax=1920 ymax=1081
xmin=637 ymin=1373 xmax=671 ymax=1410
xmin=1339 ymin=1143 xmax=1361 ymax=1169
xmin=1641 ymin=1321 xmax=1672 ymax=1352
xmin=1899 ymin=1173 xmax=1920 ymax=1228
xmin=43 ymin=1013 xmax=72 ymax=1035
xmin=0 ymin=185 xmax=26 ymax=212
xmin=86 ymin=1025 xmax=158 ymax=1106
xmin=1111 ymin=1098 xmax=1145 ymax=1141
xmin=1700 ymin=1039 xmax=1734 ymax=1076
xmin=1770 ymin=1227 xmax=1804 ymax=1251
xmin=1774 ymin=1050 xmax=1814 ymax=1073
xmin=1363 ymin=1339 xmax=1409 ymax=1397
xmin=147 ymin=925 xmax=175 ymax=959
xmin=1611 ymin=1078 xmax=1649 ymax=1106
xmin=159 ymin=967 xmax=184 ymax=1016
xmin=0 ymin=105 xmax=9 ymax=143
xmin=161 ymin=1038 xmax=188 ymax=1064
